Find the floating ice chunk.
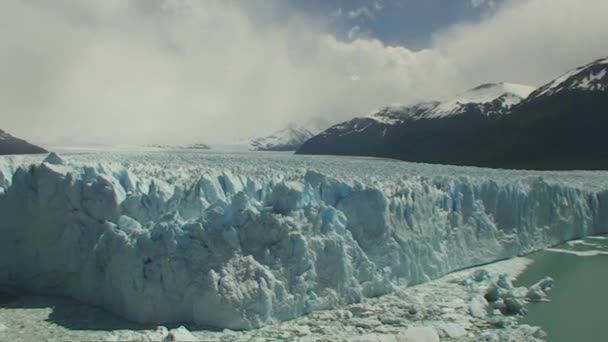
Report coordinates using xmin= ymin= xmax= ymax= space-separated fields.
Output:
xmin=348 ymin=334 xmax=398 ymax=342
xmin=165 ymin=326 xmax=197 ymax=342
xmin=496 ymin=274 xmax=514 ymax=289
xmin=105 ymin=326 xmax=197 ymax=342
xmin=534 ymin=277 xmax=555 ymax=291
xmin=485 ymin=285 xmax=503 ymax=302
xmin=397 ymin=327 xmax=440 ymax=342
xmin=507 ymin=287 xmax=529 ymax=299
xmin=435 ymin=322 xmax=467 ymax=338
xmin=526 ymin=287 xmax=547 ymax=303
xmin=0 ymin=322 xmax=6 ymax=332
xmin=473 ymin=269 xmax=491 ymax=282
xmin=470 ymin=295 xmax=489 ymax=318
xmin=518 ymin=325 xmax=548 ymax=340
xmin=503 ymin=296 xmax=527 ymax=315
xmin=566 ymin=239 xmax=597 ymax=247
xmin=526 ymin=277 xmax=554 ymax=302
xmin=546 ymin=248 xmax=608 ymax=257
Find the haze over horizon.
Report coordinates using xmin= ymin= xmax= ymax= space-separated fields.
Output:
xmin=2 ymin=0 xmax=608 ymax=145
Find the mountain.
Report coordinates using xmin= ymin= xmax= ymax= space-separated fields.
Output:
xmin=0 ymin=129 xmax=47 ymax=155
xmin=250 ymin=118 xmax=335 ymax=151
xmin=420 ymin=82 xmax=535 ymax=119
xmin=250 ymin=124 xmax=315 ymax=151
xmin=298 ymin=56 xmax=608 ymax=170
xmin=298 ymin=82 xmax=535 ymax=163
xmin=468 ymin=57 xmax=608 ymax=170
xmin=527 ymin=57 xmax=608 ymax=99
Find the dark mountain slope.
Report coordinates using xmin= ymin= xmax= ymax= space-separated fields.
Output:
xmin=0 ymin=129 xmax=47 ymax=155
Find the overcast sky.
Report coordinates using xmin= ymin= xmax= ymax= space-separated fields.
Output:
xmin=2 ymin=0 xmax=608 ymax=145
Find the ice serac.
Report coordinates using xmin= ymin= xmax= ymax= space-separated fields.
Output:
xmin=1 ymin=155 xmax=607 ymax=330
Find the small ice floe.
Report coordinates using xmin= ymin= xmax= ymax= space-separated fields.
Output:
xmin=105 ymin=326 xmax=197 ymax=342
xmin=546 ymin=248 xmax=608 ymax=257
xmin=526 ymin=277 xmax=555 ymax=302
xmin=566 ymin=239 xmax=598 ymax=247
xmin=484 ymin=273 xmax=555 ymax=316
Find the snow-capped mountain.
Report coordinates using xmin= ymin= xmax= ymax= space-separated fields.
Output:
xmin=250 ymin=124 xmax=315 ymax=151
xmin=528 ymin=57 xmax=608 ymax=99
xmin=0 ymin=129 xmax=47 ymax=155
xmin=313 ymin=102 xmax=438 ymax=143
xmin=299 ymin=56 xmax=608 ymax=170
xmin=314 ymin=83 xmax=534 ymax=142
xmin=250 ymin=118 xmax=335 ymax=151
xmin=422 ymin=82 xmax=535 ymax=119
xmin=299 ymin=82 xmax=536 ymax=159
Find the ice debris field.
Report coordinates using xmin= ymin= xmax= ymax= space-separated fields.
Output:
xmin=0 ymin=150 xmax=607 ymax=331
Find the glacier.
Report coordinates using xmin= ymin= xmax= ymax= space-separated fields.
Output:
xmin=0 ymin=151 xmax=607 ymax=330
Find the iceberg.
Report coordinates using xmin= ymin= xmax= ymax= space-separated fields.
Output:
xmin=0 ymin=152 xmax=607 ymax=330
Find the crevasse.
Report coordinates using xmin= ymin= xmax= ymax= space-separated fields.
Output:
xmin=0 ymin=154 xmax=607 ymax=330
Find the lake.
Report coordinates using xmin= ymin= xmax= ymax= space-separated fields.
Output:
xmin=517 ymin=235 xmax=608 ymax=342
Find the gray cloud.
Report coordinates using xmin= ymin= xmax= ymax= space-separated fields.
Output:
xmin=433 ymin=0 xmax=608 ymax=87
xmin=1 ymin=0 xmax=607 ymax=145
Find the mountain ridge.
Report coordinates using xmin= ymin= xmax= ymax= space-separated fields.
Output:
xmin=297 ymin=56 xmax=608 ymax=170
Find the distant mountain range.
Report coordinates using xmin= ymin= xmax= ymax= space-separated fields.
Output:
xmin=298 ymin=57 xmax=608 ymax=170
xmin=144 ymin=143 xmax=211 ymax=150
xmin=0 ymin=129 xmax=46 ymax=155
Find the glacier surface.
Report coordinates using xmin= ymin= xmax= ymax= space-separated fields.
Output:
xmin=1 ymin=151 xmax=607 ymax=330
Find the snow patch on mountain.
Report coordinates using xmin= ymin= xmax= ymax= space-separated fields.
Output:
xmin=315 ymin=102 xmax=438 ymax=139
xmin=311 ymin=82 xmax=534 ymax=141
xmin=531 ymin=57 xmax=608 ymax=98
xmin=423 ymin=82 xmax=536 ymax=119
xmin=367 ymin=102 xmax=439 ymax=125
xmin=0 ymin=130 xmax=10 ymax=141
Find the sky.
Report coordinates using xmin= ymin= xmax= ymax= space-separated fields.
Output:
xmin=2 ymin=0 xmax=608 ymax=145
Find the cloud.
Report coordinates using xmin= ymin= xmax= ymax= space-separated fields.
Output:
xmin=373 ymin=0 xmax=385 ymax=11
xmin=347 ymin=6 xmax=376 ymax=21
xmin=1 ymin=0 xmax=608 ymax=145
xmin=432 ymin=0 xmax=608 ymax=87
xmin=471 ymin=0 xmax=496 ymax=8
xmin=347 ymin=26 xmax=362 ymax=41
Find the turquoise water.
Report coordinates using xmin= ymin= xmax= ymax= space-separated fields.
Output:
xmin=517 ymin=236 xmax=608 ymax=342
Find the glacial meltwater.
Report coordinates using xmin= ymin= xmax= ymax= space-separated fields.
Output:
xmin=517 ymin=235 xmax=608 ymax=342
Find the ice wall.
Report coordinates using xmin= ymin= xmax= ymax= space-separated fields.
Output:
xmin=0 ymin=155 xmax=607 ymax=330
